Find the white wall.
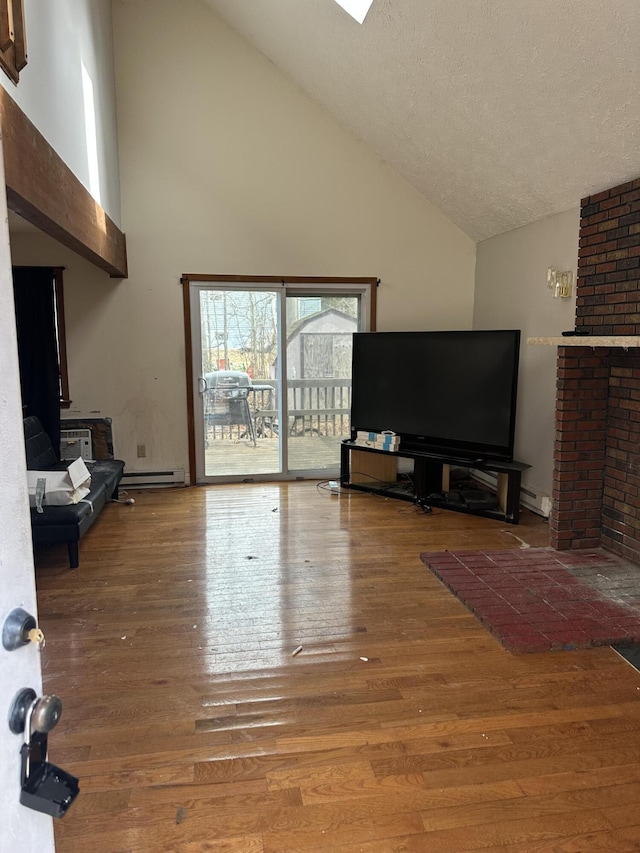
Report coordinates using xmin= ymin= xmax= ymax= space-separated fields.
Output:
xmin=2 ymin=0 xmax=121 ymax=222
xmin=474 ymin=208 xmax=580 ymax=510
xmin=76 ymin=0 xmax=474 ymax=475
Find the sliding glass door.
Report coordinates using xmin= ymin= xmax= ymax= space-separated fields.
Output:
xmin=187 ymin=277 xmax=374 ymax=483
xmin=285 ymin=292 xmax=362 ymax=472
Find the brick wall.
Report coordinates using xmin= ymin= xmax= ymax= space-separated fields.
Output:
xmin=550 ymin=347 xmax=608 ymax=551
xmin=602 ymin=353 xmax=640 ymax=560
xmin=550 ymin=177 xmax=640 ymax=561
xmin=577 ymin=179 xmax=640 ymax=334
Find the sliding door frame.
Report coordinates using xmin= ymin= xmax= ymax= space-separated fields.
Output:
xmin=182 ymin=274 xmax=377 ymax=485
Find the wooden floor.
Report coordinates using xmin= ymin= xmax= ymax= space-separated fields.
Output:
xmin=34 ymin=483 xmax=640 ymax=853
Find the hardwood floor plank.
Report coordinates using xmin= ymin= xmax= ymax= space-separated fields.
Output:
xmin=415 ymin=810 xmax=615 ymax=853
xmin=479 ymin=826 xmax=640 ymax=853
xmin=67 ymin=764 xmax=195 ymax=794
xmin=516 ymin=761 xmax=640 ymax=796
xmin=600 ymin=802 xmax=640 ymax=828
xmin=418 ymin=781 xmax=640 ymax=831
xmin=259 ymin=801 xmax=425 ymax=852
xmin=168 ymin=838 xmax=265 ymax=853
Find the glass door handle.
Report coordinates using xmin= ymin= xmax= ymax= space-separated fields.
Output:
xmin=198 ymin=377 xmax=207 ymax=394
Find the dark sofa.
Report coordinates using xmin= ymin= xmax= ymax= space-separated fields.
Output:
xmin=24 ymin=416 xmax=125 ymax=568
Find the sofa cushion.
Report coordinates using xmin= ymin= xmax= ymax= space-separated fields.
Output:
xmin=24 ymin=415 xmax=60 ymax=469
xmin=88 ymin=459 xmax=125 ymax=499
xmin=30 ymin=483 xmax=107 ymax=527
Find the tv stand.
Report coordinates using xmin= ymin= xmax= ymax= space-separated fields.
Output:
xmin=340 ymin=441 xmax=530 ymax=524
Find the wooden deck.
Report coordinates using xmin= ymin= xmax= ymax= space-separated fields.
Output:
xmin=33 ymin=484 xmax=640 ymax=853
xmin=205 ymin=434 xmax=343 ymax=476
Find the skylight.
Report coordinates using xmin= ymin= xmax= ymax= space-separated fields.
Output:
xmin=333 ymin=0 xmax=374 ymax=24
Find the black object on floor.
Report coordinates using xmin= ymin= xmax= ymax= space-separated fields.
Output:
xmin=460 ymin=489 xmax=498 ymax=510
xmin=612 ymin=644 xmax=640 ymax=673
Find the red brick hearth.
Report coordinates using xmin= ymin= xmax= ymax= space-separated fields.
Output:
xmin=420 ymin=549 xmax=640 ymax=654
xmin=550 ymin=177 xmax=640 ymax=563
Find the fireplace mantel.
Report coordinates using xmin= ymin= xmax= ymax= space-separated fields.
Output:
xmin=528 ymin=336 xmax=640 ymax=347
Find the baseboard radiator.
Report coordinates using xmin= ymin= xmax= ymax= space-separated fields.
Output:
xmin=120 ymin=469 xmax=186 ymax=488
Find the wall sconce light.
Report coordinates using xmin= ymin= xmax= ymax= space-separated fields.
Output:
xmin=547 ymin=268 xmax=573 ymax=299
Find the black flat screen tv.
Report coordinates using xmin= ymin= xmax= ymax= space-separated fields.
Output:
xmin=350 ymin=329 xmax=521 ymax=462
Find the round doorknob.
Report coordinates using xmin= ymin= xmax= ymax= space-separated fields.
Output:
xmin=31 ymin=695 xmax=63 ymax=734
xmin=8 ymin=690 xmax=63 ymax=736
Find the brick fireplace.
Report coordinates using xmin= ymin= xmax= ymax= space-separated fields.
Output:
xmin=550 ymin=177 xmax=640 ymax=562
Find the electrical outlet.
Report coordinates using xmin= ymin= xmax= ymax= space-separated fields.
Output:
xmin=137 ymin=444 xmax=146 ymax=458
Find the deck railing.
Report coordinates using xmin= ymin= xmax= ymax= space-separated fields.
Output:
xmin=205 ymin=378 xmax=352 ymax=442
xmin=287 ymin=378 xmax=352 ymax=437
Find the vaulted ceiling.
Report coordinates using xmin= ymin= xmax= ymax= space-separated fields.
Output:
xmin=204 ymin=0 xmax=640 ymax=242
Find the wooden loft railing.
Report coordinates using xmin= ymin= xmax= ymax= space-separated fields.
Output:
xmin=0 ymin=88 xmax=128 ymax=278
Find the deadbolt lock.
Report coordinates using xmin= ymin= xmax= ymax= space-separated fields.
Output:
xmin=2 ymin=608 xmax=45 ymax=651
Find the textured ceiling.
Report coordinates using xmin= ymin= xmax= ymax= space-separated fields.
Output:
xmin=203 ymin=0 xmax=640 ymax=242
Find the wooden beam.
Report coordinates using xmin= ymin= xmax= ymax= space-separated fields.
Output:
xmin=11 ymin=0 xmax=26 ymax=72
xmin=0 ymin=0 xmax=24 ymax=82
xmin=0 ymin=2 xmax=14 ymax=54
xmin=0 ymin=87 xmax=128 ymax=278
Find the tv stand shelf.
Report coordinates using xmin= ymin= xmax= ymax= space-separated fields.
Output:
xmin=340 ymin=441 xmax=530 ymax=524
